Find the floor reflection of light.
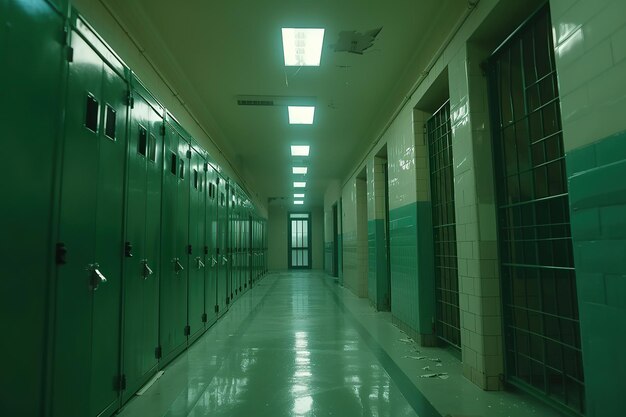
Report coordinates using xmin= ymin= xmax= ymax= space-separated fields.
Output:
xmin=294 ymin=395 xmax=313 ymax=415
xmin=292 ymin=331 xmax=313 ymax=416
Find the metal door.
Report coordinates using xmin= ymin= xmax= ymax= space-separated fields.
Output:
xmin=289 ymin=213 xmax=311 ymax=268
xmin=487 ymin=5 xmax=584 ymax=414
xmin=1 ymin=2 xmax=65 ymax=414
xmin=216 ymin=176 xmax=229 ymax=311
xmin=159 ymin=123 xmax=187 ymax=363
xmin=205 ymin=164 xmax=219 ymax=321
xmin=187 ymin=147 xmax=206 ymax=340
xmin=427 ymin=100 xmax=461 ymax=349
xmin=53 ymin=29 xmax=127 ymax=417
xmin=122 ymin=87 xmax=162 ymax=402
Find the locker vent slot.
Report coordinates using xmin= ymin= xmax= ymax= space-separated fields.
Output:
xmin=105 ymin=105 xmax=116 ymax=140
xmin=170 ymin=152 xmax=177 ymax=175
xmin=193 ymin=169 xmax=199 ymax=189
xmin=148 ymin=134 xmax=156 ymax=162
xmin=138 ymin=126 xmax=147 ymax=156
xmin=179 ymin=159 xmax=185 ymax=179
xmin=85 ymin=95 xmax=99 ymax=133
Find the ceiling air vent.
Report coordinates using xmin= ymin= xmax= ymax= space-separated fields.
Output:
xmin=237 ymin=99 xmax=275 ymax=106
xmin=236 ymin=95 xmax=317 ymax=107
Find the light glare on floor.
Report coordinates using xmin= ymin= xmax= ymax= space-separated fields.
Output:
xmin=282 ymin=28 xmax=325 ymax=66
xmin=292 ymin=167 xmax=308 ymax=174
xmin=293 ymin=182 xmax=306 ymax=188
xmin=288 ymin=106 xmax=315 ymax=124
xmin=291 ymin=145 xmax=310 ymax=156
xmin=294 ymin=200 xmax=304 ymax=205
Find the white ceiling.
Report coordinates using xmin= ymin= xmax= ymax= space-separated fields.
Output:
xmin=103 ymin=0 xmax=469 ymax=208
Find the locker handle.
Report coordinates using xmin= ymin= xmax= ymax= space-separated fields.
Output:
xmin=141 ymin=259 xmax=153 ymax=279
xmin=211 ymin=257 xmax=218 ymax=267
xmin=196 ymin=257 xmax=205 ymax=269
xmin=174 ymin=258 xmax=184 ymax=274
xmin=88 ymin=263 xmax=107 ymax=290
xmin=222 ymin=256 xmax=228 ymax=264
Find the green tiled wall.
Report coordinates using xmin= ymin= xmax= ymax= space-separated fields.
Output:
xmin=389 ymin=202 xmax=435 ymax=339
xmin=368 ymin=219 xmax=389 ymax=310
xmin=567 ymin=129 xmax=626 ymax=417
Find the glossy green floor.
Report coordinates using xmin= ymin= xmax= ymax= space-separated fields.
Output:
xmin=118 ymin=272 xmax=562 ymax=417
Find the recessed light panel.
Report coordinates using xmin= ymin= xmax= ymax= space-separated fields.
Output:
xmin=291 ymin=145 xmax=310 ymax=156
xmin=293 ymin=182 xmax=306 ymax=188
xmin=288 ymin=106 xmax=315 ymax=124
xmin=282 ymin=28 xmax=325 ymax=66
xmin=292 ymin=167 xmax=308 ymax=174
xmin=294 ymin=200 xmax=304 ymax=205
xmin=294 ymin=193 xmax=305 ymax=198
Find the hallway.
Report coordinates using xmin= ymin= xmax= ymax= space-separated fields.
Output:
xmin=118 ymin=272 xmax=559 ymax=417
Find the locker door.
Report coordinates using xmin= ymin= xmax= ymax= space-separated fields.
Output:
xmin=122 ymin=92 xmax=162 ymax=402
xmin=159 ymin=125 xmax=187 ymax=363
xmin=53 ymin=31 xmax=128 ymax=417
xmin=216 ymin=177 xmax=229 ymax=311
xmin=52 ymin=33 xmax=102 ymax=417
xmin=205 ymin=166 xmax=219 ymax=320
xmin=89 ymin=58 xmax=128 ymax=417
xmin=187 ymin=148 xmax=205 ymax=340
xmin=1 ymin=2 xmax=65 ymax=415
xmin=227 ymin=185 xmax=234 ymax=301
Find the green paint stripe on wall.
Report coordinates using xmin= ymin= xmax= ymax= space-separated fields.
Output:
xmin=388 ymin=202 xmax=435 ymax=336
xmin=566 ymin=128 xmax=626 ymax=417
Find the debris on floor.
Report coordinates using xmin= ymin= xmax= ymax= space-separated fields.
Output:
xmin=399 ymin=337 xmax=414 ymax=343
xmin=419 ymin=372 xmax=448 ymax=379
xmin=403 ymin=355 xmax=426 ymax=360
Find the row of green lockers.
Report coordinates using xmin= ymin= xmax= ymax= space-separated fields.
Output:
xmin=0 ymin=1 xmax=268 ymax=416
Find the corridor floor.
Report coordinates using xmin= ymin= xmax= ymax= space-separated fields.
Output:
xmin=118 ymin=272 xmax=562 ymax=417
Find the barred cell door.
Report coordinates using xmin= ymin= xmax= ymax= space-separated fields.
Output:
xmin=427 ymin=100 xmax=460 ymax=349
xmin=487 ymin=5 xmax=584 ymax=414
xmin=289 ymin=213 xmax=311 ymax=269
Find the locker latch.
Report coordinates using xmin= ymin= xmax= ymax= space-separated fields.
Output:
xmin=204 ymin=246 xmax=209 ymax=255
xmin=202 ymin=313 xmax=208 ymax=323
xmin=187 ymin=245 xmax=193 ymax=255
xmin=124 ymin=241 xmax=133 ymax=257
xmin=56 ymin=242 xmax=67 ymax=265
xmin=184 ymin=325 xmax=191 ymax=336
xmin=196 ymin=257 xmax=205 ymax=269
xmin=87 ymin=263 xmax=107 ymax=291
xmin=141 ymin=259 xmax=153 ymax=279
xmin=173 ymin=258 xmax=184 ymax=274
xmin=214 ymin=304 xmax=219 ymax=313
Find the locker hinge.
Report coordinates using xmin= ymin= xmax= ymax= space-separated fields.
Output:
xmin=214 ymin=304 xmax=219 ymax=313
xmin=204 ymin=246 xmax=209 ymax=255
xmin=184 ymin=325 xmax=191 ymax=336
xmin=155 ymin=346 xmax=162 ymax=359
xmin=118 ymin=374 xmax=127 ymax=391
xmin=202 ymin=313 xmax=207 ymax=323
xmin=187 ymin=245 xmax=192 ymax=255
xmin=160 ymin=124 xmax=166 ymax=136
xmin=127 ymin=91 xmax=134 ymax=108
xmin=124 ymin=241 xmax=133 ymax=258
xmin=66 ymin=46 xmax=74 ymax=62
xmin=186 ymin=150 xmax=191 ymax=159
xmin=55 ymin=243 xmax=67 ymax=265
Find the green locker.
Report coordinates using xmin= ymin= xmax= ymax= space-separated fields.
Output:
xmin=122 ymin=79 xmax=163 ymax=403
xmin=52 ymin=19 xmax=128 ymax=417
xmin=205 ymin=164 xmax=219 ymax=320
xmin=0 ymin=1 xmax=65 ymax=414
xmin=216 ymin=175 xmax=229 ymax=312
xmin=159 ymin=118 xmax=188 ymax=365
xmin=188 ymin=146 xmax=206 ymax=341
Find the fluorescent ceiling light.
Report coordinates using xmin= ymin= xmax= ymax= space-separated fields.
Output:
xmin=294 ymin=193 xmax=305 ymax=198
xmin=294 ymin=200 xmax=304 ymax=205
xmin=292 ymin=167 xmax=308 ymax=174
xmin=288 ymin=106 xmax=315 ymax=124
xmin=291 ymin=145 xmax=310 ymax=156
xmin=293 ymin=182 xmax=306 ymax=188
xmin=282 ymin=28 xmax=325 ymax=66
